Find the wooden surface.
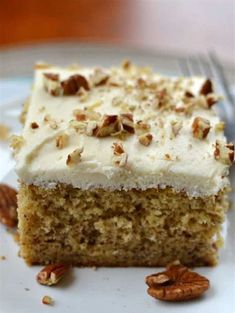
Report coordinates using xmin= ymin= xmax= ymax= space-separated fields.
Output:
xmin=0 ymin=0 xmax=234 ymax=64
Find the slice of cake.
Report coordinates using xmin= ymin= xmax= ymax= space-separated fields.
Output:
xmin=13 ymin=61 xmax=234 ymax=266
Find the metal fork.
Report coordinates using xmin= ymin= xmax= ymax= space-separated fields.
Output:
xmin=178 ymin=52 xmax=235 ymax=141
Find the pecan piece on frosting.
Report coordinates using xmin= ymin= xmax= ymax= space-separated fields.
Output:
xmin=0 ymin=184 xmax=18 ymax=228
xmin=90 ymin=68 xmax=109 ymax=87
xmin=56 ymin=133 xmax=69 ymax=149
xmin=138 ymin=133 xmax=153 ymax=146
xmin=66 ymin=147 xmax=84 ymax=166
xmin=61 ymin=74 xmax=90 ymax=95
xmin=192 ymin=117 xmax=211 ymax=139
xmin=119 ymin=113 xmax=135 ymax=134
xmin=171 ymin=120 xmax=183 ymax=137
xmin=43 ymin=73 xmax=61 ymax=96
xmin=112 ymin=142 xmax=128 ymax=167
xmin=146 ymin=261 xmax=210 ymax=302
xmin=200 ymin=79 xmax=213 ymax=96
xmin=94 ymin=115 xmax=119 ymax=137
xmin=214 ymin=140 xmax=234 ymax=165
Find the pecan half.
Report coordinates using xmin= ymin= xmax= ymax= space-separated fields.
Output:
xmin=200 ymin=79 xmax=213 ymax=95
xmin=214 ymin=140 xmax=234 ymax=165
xmin=37 ymin=264 xmax=70 ymax=286
xmin=146 ymin=263 xmax=210 ymax=301
xmin=0 ymin=184 xmax=18 ymax=228
xmin=192 ymin=117 xmax=211 ymax=139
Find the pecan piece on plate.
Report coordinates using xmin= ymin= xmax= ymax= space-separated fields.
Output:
xmin=145 ymin=262 xmax=210 ymax=301
xmin=0 ymin=184 xmax=18 ymax=228
xmin=37 ymin=264 xmax=70 ymax=286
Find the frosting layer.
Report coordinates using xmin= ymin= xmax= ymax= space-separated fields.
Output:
xmin=14 ymin=62 xmax=232 ymax=196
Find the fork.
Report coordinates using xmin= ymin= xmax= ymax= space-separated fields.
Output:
xmin=178 ymin=52 xmax=235 ymax=141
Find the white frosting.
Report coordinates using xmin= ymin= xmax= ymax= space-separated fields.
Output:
xmin=15 ymin=64 xmax=231 ymax=197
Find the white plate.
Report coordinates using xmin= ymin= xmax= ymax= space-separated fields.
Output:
xmin=0 ymin=44 xmax=235 ymax=313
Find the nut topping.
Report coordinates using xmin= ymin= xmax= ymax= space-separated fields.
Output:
xmin=0 ymin=184 xmax=18 ymax=228
xmin=112 ymin=142 xmax=125 ymax=155
xmin=37 ymin=264 xmax=70 ymax=286
xmin=138 ymin=133 xmax=153 ymax=146
xmin=112 ymin=143 xmax=128 ymax=167
xmin=94 ymin=115 xmax=119 ymax=137
xmin=56 ymin=133 xmax=69 ymax=149
xmin=43 ymin=73 xmax=61 ymax=96
xmin=200 ymin=79 xmax=213 ymax=95
xmin=42 ymin=295 xmax=54 ymax=305
xmin=30 ymin=122 xmax=39 ymax=129
xmin=146 ymin=262 xmax=210 ymax=301
xmin=192 ymin=117 xmax=211 ymax=139
xmin=171 ymin=120 xmax=183 ymax=137
xmin=214 ymin=140 xmax=234 ymax=165
xmin=66 ymin=147 xmax=84 ymax=166
xmin=61 ymin=74 xmax=90 ymax=95
xmin=43 ymin=73 xmax=90 ymax=96
xmin=90 ymin=68 xmax=109 ymax=86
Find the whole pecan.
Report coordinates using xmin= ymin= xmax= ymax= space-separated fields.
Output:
xmin=0 ymin=184 xmax=18 ymax=228
xmin=146 ymin=263 xmax=210 ymax=301
xmin=37 ymin=264 xmax=70 ymax=286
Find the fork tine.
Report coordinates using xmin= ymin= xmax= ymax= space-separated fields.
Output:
xmin=178 ymin=58 xmax=191 ymax=76
xmin=195 ymin=55 xmax=213 ymax=79
xmin=187 ymin=56 xmax=203 ymax=76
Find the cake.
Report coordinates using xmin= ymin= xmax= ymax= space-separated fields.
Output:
xmin=13 ymin=61 xmax=234 ymax=266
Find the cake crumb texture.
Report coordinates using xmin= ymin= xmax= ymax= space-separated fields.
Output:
xmin=18 ymin=184 xmax=228 ymax=266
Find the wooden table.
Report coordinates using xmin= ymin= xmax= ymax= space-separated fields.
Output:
xmin=0 ymin=0 xmax=234 ymax=65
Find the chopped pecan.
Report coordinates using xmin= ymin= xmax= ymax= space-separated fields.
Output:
xmin=43 ymin=73 xmax=61 ymax=96
xmin=0 ymin=184 xmax=18 ymax=228
xmin=73 ymin=109 xmax=87 ymax=121
xmin=86 ymin=121 xmax=98 ymax=136
xmin=112 ymin=142 xmax=125 ymax=155
xmin=56 ymin=133 xmax=69 ymax=149
xmin=184 ymin=91 xmax=194 ymax=98
xmin=112 ymin=143 xmax=128 ymax=167
xmin=37 ymin=264 xmax=70 ymax=286
xmin=192 ymin=117 xmax=211 ymax=139
xmin=91 ymin=68 xmax=109 ymax=86
xmin=214 ymin=140 xmax=234 ymax=165
xmin=171 ymin=120 xmax=183 ymax=137
xmin=135 ymin=120 xmax=151 ymax=134
xmin=30 ymin=122 xmax=39 ymax=129
xmin=200 ymin=79 xmax=213 ymax=95
xmin=138 ymin=133 xmax=153 ymax=146
xmin=94 ymin=115 xmax=119 ymax=137
xmin=61 ymin=74 xmax=90 ymax=95
xmin=207 ymin=95 xmax=217 ymax=108
xmin=119 ymin=113 xmax=135 ymax=134
xmin=66 ymin=147 xmax=84 ymax=166
xmin=42 ymin=295 xmax=54 ymax=305
xmin=146 ymin=262 xmax=210 ymax=301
